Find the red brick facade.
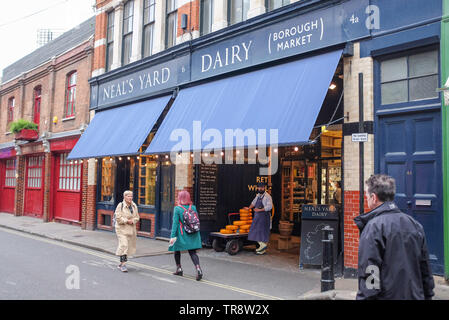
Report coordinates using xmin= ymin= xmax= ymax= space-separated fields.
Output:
xmin=343 ymin=190 xmax=369 ymax=271
xmin=0 ymin=27 xmax=94 ymax=227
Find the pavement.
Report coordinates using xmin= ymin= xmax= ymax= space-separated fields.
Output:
xmin=1 ymin=212 xmax=448 ymax=300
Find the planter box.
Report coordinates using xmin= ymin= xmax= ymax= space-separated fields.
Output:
xmin=15 ymin=129 xmax=38 ymax=141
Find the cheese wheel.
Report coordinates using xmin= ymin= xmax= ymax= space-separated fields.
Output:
xmin=240 ymin=213 xmax=252 ymax=217
xmin=240 ymin=216 xmax=252 ymax=220
xmin=226 ymin=225 xmax=238 ymax=231
xmin=240 ymin=209 xmax=250 ymax=213
xmin=220 ymin=229 xmax=233 ymax=234
xmin=233 ymin=220 xmax=247 ymax=226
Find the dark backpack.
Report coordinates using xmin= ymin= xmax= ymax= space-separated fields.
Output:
xmin=179 ymin=205 xmax=200 ymax=234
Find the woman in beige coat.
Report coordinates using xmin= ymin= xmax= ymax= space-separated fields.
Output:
xmin=115 ymin=190 xmax=140 ymax=272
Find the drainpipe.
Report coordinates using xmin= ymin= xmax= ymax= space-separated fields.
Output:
xmin=441 ymin=0 xmax=449 ymax=280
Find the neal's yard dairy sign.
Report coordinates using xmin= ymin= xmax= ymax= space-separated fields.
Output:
xmin=191 ymin=0 xmax=370 ymax=81
xmin=91 ymin=54 xmax=190 ymax=109
xmin=92 ymin=0 xmax=372 ymax=108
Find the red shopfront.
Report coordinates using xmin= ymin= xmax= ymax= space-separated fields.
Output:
xmin=23 ymin=154 xmax=45 ymax=218
xmin=50 ymin=138 xmax=83 ymax=224
xmin=0 ymin=148 xmax=17 ymax=213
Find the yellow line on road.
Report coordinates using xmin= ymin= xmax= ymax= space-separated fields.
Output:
xmin=0 ymin=227 xmax=284 ymax=300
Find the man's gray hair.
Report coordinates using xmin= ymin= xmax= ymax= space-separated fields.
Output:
xmin=123 ymin=190 xmax=133 ymax=197
xmin=365 ymin=174 xmax=396 ymax=202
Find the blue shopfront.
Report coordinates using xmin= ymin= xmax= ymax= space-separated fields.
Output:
xmin=359 ymin=0 xmax=445 ymax=275
xmin=68 ymin=0 xmax=446 ymax=276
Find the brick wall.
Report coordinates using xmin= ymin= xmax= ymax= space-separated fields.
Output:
xmin=343 ymin=190 xmax=369 ymax=270
xmin=14 ymin=156 xmax=25 ymax=217
xmin=42 ymin=153 xmax=52 ymax=222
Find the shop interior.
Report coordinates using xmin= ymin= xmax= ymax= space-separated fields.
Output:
xmin=209 ymin=58 xmax=344 ymax=268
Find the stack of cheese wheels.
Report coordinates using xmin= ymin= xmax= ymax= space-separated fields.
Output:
xmin=232 ymin=208 xmax=253 ymax=233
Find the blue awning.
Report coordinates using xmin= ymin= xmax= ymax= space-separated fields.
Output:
xmin=68 ymin=95 xmax=171 ymax=160
xmin=145 ymin=49 xmax=342 ymax=154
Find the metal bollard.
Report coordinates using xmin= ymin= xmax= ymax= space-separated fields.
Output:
xmin=321 ymin=225 xmax=335 ymax=292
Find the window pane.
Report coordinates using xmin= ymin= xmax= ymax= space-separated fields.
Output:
xmin=409 ymin=51 xmax=438 ymax=77
xmin=268 ymin=0 xmax=284 ymax=11
xmin=409 ymin=75 xmax=439 ymax=101
xmin=243 ymin=0 xmax=250 ymax=19
xmin=381 ymin=80 xmax=408 ymax=105
xmin=107 ymin=44 xmax=114 ymax=71
xmin=230 ymin=0 xmax=243 ymax=25
xmin=123 ymin=34 xmax=132 ymax=65
xmin=143 ymin=24 xmax=154 ymax=57
xmin=201 ymin=0 xmax=212 ymax=35
xmin=167 ymin=12 xmax=177 ymax=48
xmin=381 ymin=57 xmax=407 ymax=82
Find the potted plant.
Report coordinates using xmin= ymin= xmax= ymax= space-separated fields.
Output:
xmin=10 ymin=119 xmax=39 ymax=141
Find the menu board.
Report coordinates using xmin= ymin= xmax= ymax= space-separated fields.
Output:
xmin=197 ymin=164 xmax=218 ymax=220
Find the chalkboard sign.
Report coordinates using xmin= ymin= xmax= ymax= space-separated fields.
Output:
xmin=197 ymin=164 xmax=218 ymax=220
xmin=299 ymin=204 xmax=339 ymax=267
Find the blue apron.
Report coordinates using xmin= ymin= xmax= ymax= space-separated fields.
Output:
xmin=248 ymin=194 xmax=271 ymax=243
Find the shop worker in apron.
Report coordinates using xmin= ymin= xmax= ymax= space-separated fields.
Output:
xmin=247 ymin=182 xmax=273 ymax=255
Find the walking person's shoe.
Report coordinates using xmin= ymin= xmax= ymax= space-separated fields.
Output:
xmin=119 ymin=264 xmax=128 ymax=272
xmin=173 ymin=266 xmax=183 ymax=276
xmin=195 ymin=266 xmax=203 ymax=281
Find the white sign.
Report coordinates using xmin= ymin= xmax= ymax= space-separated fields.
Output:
xmin=352 ymin=133 xmax=368 ymax=142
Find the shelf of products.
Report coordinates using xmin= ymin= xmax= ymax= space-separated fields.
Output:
xmin=281 ymin=160 xmax=318 ymax=222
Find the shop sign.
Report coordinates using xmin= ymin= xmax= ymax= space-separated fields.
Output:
xmin=0 ymin=148 xmax=15 ymax=159
xmin=352 ymin=133 xmax=368 ymax=142
xmin=301 ymin=204 xmax=339 ymax=221
xmin=91 ymin=54 xmax=190 ymax=109
xmin=191 ymin=0 xmax=370 ymax=81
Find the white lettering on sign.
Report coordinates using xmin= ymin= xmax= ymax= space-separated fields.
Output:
xmin=352 ymin=133 xmax=368 ymax=142
xmin=268 ymin=19 xmax=322 ymax=54
xmin=102 ymin=67 xmax=170 ymax=102
xmin=201 ymin=41 xmax=253 ymax=73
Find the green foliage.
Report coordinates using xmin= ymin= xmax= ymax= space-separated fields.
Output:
xmin=9 ymin=119 xmax=38 ymax=133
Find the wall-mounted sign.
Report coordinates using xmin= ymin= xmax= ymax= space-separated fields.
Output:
xmin=352 ymin=133 xmax=368 ymax=142
xmin=91 ymin=54 xmax=190 ymax=109
xmin=191 ymin=0 xmax=370 ymax=81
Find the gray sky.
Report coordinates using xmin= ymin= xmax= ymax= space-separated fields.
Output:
xmin=0 ymin=0 xmax=96 ymax=79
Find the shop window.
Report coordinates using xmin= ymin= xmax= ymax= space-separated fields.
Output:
xmin=101 ymin=158 xmax=116 ymax=202
xmin=266 ymin=0 xmax=290 ymax=12
xmin=166 ymin=0 xmax=178 ymax=48
xmin=5 ymin=159 xmax=16 ymax=188
xmin=58 ymin=153 xmax=81 ymax=191
xmin=139 ymin=218 xmax=152 ymax=233
xmin=33 ymin=86 xmax=41 ymax=127
xmin=122 ymin=0 xmax=134 ymax=66
xmin=27 ymin=156 xmax=43 ymax=188
xmin=106 ymin=10 xmax=115 ymax=71
xmin=138 ymin=156 xmax=158 ymax=206
xmin=7 ymin=97 xmax=14 ymax=125
xmin=65 ymin=72 xmax=77 ymax=118
xmin=143 ymin=0 xmax=155 ymax=58
xmin=228 ymin=0 xmax=250 ymax=25
xmin=200 ymin=0 xmax=213 ymax=35
xmin=380 ymin=50 xmax=439 ymax=105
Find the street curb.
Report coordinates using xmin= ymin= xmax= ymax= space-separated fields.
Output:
xmin=0 ymin=224 xmax=171 ymax=258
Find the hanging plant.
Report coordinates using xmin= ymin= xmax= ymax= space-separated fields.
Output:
xmin=9 ymin=119 xmax=38 ymax=134
xmin=10 ymin=119 xmax=38 ymax=141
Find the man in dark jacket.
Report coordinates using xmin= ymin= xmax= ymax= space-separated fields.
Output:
xmin=354 ymin=174 xmax=435 ymax=300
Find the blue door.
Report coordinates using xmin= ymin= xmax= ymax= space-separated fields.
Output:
xmin=158 ymin=162 xmax=175 ymax=238
xmin=378 ymin=110 xmax=444 ymax=274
